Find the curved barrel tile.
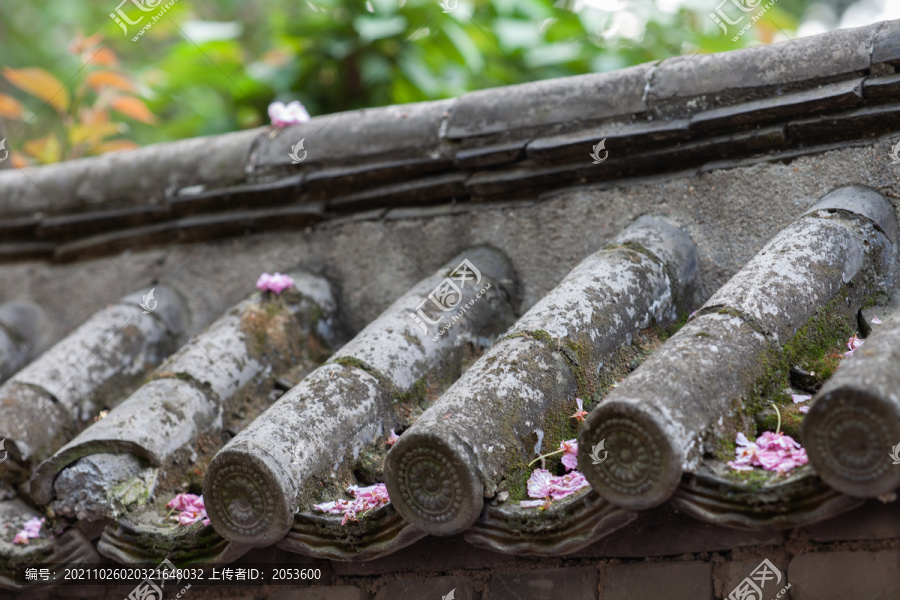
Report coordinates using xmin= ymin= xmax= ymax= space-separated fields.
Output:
xmin=384 ymin=216 xmax=697 ymax=537
xmin=580 ymin=186 xmax=896 ymax=510
xmin=0 ymin=301 xmax=49 ymax=383
xmin=204 ymin=247 xmax=518 ymax=548
xmin=803 ymin=303 xmax=900 ymax=498
xmin=0 ymin=286 xmax=187 ymax=470
xmin=30 ymin=272 xmax=335 ymax=518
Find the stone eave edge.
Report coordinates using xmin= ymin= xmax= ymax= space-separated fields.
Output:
xmin=0 ymin=19 xmax=897 ymax=262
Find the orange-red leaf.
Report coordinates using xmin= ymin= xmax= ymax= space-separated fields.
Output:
xmin=0 ymin=93 xmax=24 ymax=120
xmin=1 ymin=67 xmax=69 ymax=112
xmin=86 ymin=71 xmax=135 ymax=93
xmin=90 ymin=139 xmax=139 ymax=155
xmin=23 ymin=134 xmax=62 ymax=164
xmin=10 ymin=152 xmax=29 ymax=169
xmin=110 ymin=96 xmax=155 ymax=124
xmin=89 ymin=47 xmax=119 ymax=67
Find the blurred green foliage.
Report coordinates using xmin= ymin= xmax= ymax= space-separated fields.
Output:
xmin=0 ymin=0 xmax=853 ymax=157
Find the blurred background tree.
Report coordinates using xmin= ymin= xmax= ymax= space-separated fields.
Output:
xmin=0 ymin=0 xmax=895 ymax=164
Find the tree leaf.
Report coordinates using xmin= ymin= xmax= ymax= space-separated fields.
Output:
xmin=86 ymin=71 xmax=136 ymax=93
xmin=90 ymin=139 xmax=139 ymax=155
xmin=23 ymin=134 xmax=62 ymax=164
xmin=1 ymin=67 xmax=69 ymax=112
xmin=69 ymin=122 xmax=123 ymax=146
xmin=0 ymin=93 xmax=25 ymax=120
xmin=88 ymin=48 xmax=120 ymax=67
xmin=110 ymin=96 xmax=156 ymax=124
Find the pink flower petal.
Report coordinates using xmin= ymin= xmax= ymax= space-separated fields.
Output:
xmin=561 ymin=453 xmax=578 ymax=472
xmin=798 ymin=406 xmax=810 ymax=414
xmin=791 ymin=394 xmax=811 ymax=404
xmin=268 ymin=100 xmax=311 ymax=128
xmin=386 ymin=429 xmax=400 ymax=446
xmin=526 ymin=468 xmax=554 ymax=499
xmin=519 ymin=499 xmax=549 ymax=508
xmin=873 ymin=316 xmax=883 ymax=325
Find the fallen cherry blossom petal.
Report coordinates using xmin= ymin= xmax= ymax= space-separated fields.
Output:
xmin=268 ymin=100 xmax=310 ymax=128
xmin=519 ymin=499 xmax=550 ymax=509
xmin=873 ymin=316 xmax=883 ymax=325
xmin=798 ymin=406 xmax=810 ymax=414
xmin=386 ymin=429 xmax=400 ymax=446
xmin=845 ymin=334 xmax=864 ymax=358
xmin=570 ymin=397 xmax=588 ymax=422
xmin=791 ymin=394 xmax=811 ymax=404
xmin=11 ymin=517 xmax=44 ymax=545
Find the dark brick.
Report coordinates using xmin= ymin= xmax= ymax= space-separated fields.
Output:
xmin=0 ymin=242 xmax=55 ymax=262
xmin=787 ymin=103 xmax=900 ymax=144
xmin=269 ymin=586 xmax=366 ymax=600
xmin=303 ymin=157 xmax=454 ymax=197
xmin=574 ymin=504 xmax=784 ymax=558
xmin=52 ymin=223 xmax=174 ymax=263
xmin=489 ymin=567 xmax=597 ymax=600
xmin=602 ymin=562 xmax=712 ymax=600
xmin=329 ymin=173 xmax=467 ymax=212
xmin=690 ymin=78 xmax=863 ymax=133
xmin=332 ymin=535 xmax=522 ymax=577
xmin=175 ymin=204 xmax=324 ymax=242
xmin=526 ymin=119 xmax=691 ymax=163
xmin=170 ymin=175 xmax=303 ymax=217
xmin=789 ymin=551 xmax=900 ymax=600
xmin=455 ymin=140 xmax=527 ymax=169
xmin=0 ymin=215 xmax=39 ymax=241
xmin=36 ymin=205 xmax=171 ymax=242
xmin=863 ymin=73 xmax=900 ymax=104
xmin=373 ymin=576 xmax=473 ymax=600
xmin=805 ymin=500 xmax=900 ymax=542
